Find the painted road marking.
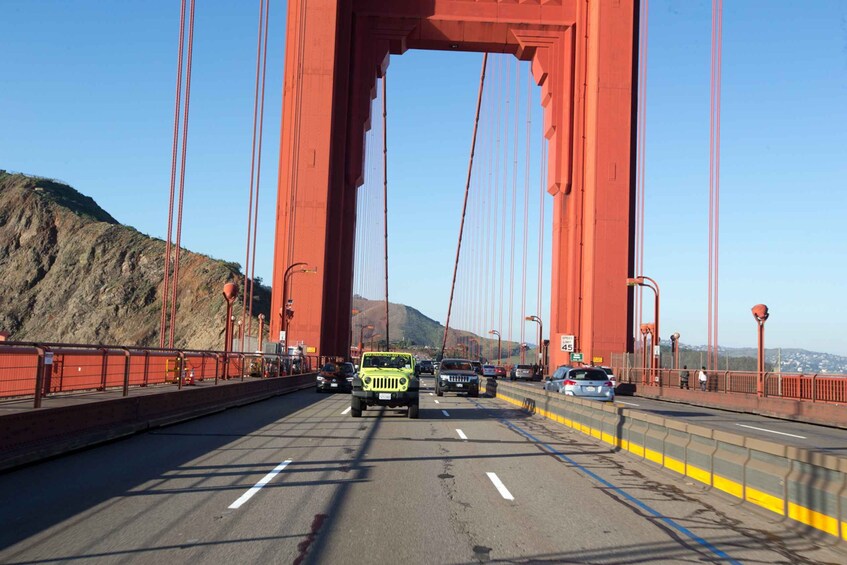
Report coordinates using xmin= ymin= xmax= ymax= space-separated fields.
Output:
xmin=486 ymin=472 xmax=514 ymax=500
xmin=441 ymin=410 xmax=450 ymax=417
xmin=616 ymin=401 xmax=640 ymax=407
xmin=429 ymin=393 xmax=434 ymax=396
xmin=434 ymin=399 xmax=440 ymax=404
xmin=735 ymin=423 xmax=806 ymax=439
xmin=456 ymin=429 xmax=468 ymax=440
xmin=228 ymin=459 xmax=292 ymax=509
xmin=341 ymin=406 xmax=351 ymax=415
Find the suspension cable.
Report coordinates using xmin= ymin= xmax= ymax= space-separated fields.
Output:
xmin=508 ymin=58 xmax=520 ymax=347
xmin=519 ymin=71 xmax=531 ymax=363
xmin=160 ymin=0 xmax=188 ymax=348
xmin=382 ymin=72 xmax=390 ymax=351
xmin=708 ymin=0 xmax=723 ymax=370
xmin=167 ymin=0 xmax=196 ymax=349
xmin=440 ymin=54 xmax=488 ymax=359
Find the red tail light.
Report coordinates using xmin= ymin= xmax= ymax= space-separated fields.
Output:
xmin=563 ymin=379 xmax=576 ymax=386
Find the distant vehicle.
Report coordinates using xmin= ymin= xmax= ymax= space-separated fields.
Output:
xmin=436 ymin=358 xmax=479 ymax=397
xmin=316 ymin=362 xmax=353 ymax=393
xmin=512 ymin=364 xmax=535 ymax=381
xmin=551 ymin=366 xmax=615 ymax=402
xmin=470 ymin=361 xmax=483 ymax=375
xmin=417 ymin=360 xmax=435 ymax=376
xmin=599 ymin=366 xmax=616 ymax=381
xmin=494 ymin=366 xmax=506 ymax=378
xmin=482 ymin=365 xmax=498 ymax=377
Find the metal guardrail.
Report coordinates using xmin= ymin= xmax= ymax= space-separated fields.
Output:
xmin=614 ymin=366 xmax=847 ymax=404
xmin=0 ymin=341 xmax=325 ymax=408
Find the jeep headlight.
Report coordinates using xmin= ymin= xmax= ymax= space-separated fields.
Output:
xmin=399 ymin=377 xmax=407 ymax=386
xmin=316 ymin=376 xmax=325 ymax=381
xmin=363 ymin=376 xmax=371 ymax=385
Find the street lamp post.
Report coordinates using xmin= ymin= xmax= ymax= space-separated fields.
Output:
xmin=257 ymin=314 xmax=265 ymax=353
xmin=359 ymin=324 xmax=374 ymax=357
xmin=488 ymin=330 xmax=501 ymax=364
xmin=639 ymin=323 xmax=654 ymax=386
xmin=670 ymin=332 xmax=680 ymax=370
xmin=222 ymin=283 xmax=238 ymax=380
xmin=627 ymin=276 xmax=661 ymax=376
xmin=752 ymin=304 xmax=769 ymax=396
xmin=281 ymin=262 xmax=317 ymax=359
xmin=525 ymin=315 xmax=544 ymax=377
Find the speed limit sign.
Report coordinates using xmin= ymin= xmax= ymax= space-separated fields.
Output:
xmin=560 ymin=335 xmax=575 ymax=352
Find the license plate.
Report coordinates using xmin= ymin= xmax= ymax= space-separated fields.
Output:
xmin=456 ymin=383 xmax=463 ymax=388
xmin=585 ymin=386 xmax=596 ymax=392
xmin=331 ymin=383 xmax=338 ymax=387
xmin=378 ymin=393 xmax=391 ymax=400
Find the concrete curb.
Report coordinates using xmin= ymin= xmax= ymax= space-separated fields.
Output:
xmin=492 ymin=379 xmax=847 ymax=545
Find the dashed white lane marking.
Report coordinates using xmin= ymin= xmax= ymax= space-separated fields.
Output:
xmin=434 ymin=399 xmax=440 ymax=404
xmin=456 ymin=429 xmax=468 ymax=440
xmin=228 ymin=459 xmax=292 ymax=509
xmin=486 ymin=472 xmax=514 ymax=500
xmin=441 ymin=410 xmax=450 ymax=417
xmin=429 ymin=393 xmax=434 ymax=396
xmin=616 ymin=401 xmax=640 ymax=407
xmin=341 ymin=406 xmax=351 ymax=415
xmin=735 ymin=423 xmax=806 ymax=439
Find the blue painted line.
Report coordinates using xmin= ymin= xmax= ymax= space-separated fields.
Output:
xmin=471 ymin=400 xmax=742 ymax=565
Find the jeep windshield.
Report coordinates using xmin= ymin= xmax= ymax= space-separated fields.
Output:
xmin=361 ymin=354 xmax=411 ymax=369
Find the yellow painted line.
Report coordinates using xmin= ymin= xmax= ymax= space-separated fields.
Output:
xmin=645 ymin=448 xmax=663 ymax=465
xmin=713 ymin=475 xmax=744 ymax=498
xmin=628 ymin=442 xmax=644 ymax=457
xmin=686 ymin=464 xmax=712 ymax=487
xmin=842 ymin=521 xmax=847 ymax=542
xmin=590 ymin=428 xmax=602 ymax=440
xmin=601 ymin=431 xmax=617 ymax=446
xmin=664 ymin=455 xmax=685 ymax=475
xmin=746 ymin=486 xmax=785 ymax=516
xmin=788 ymin=503 xmax=839 ymax=537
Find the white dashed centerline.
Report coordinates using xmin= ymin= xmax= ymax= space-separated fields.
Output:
xmin=341 ymin=406 xmax=351 ymax=415
xmin=434 ymin=399 xmax=440 ymax=404
xmin=486 ymin=472 xmax=514 ymax=500
xmin=736 ymin=423 xmax=806 ymax=439
xmin=228 ymin=459 xmax=292 ymax=509
xmin=616 ymin=400 xmax=640 ymax=407
xmin=456 ymin=429 xmax=468 ymax=440
xmin=441 ymin=410 xmax=450 ymax=417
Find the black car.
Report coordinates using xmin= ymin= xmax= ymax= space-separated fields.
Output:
xmin=417 ymin=360 xmax=435 ymax=376
xmin=436 ymin=358 xmax=479 ymax=397
xmin=316 ymin=362 xmax=355 ymax=393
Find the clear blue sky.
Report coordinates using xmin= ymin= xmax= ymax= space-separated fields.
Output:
xmin=1 ymin=1 xmax=845 ymax=356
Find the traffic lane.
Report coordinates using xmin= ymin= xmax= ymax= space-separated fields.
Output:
xmin=519 ymin=379 xmax=847 ymax=452
xmin=457 ymin=393 xmax=844 ymax=564
xmin=0 ymin=388 xmax=356 ymax=564
xmin=612 ymin=395 xmax=847 ymax=452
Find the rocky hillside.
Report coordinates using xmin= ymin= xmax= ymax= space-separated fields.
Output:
xmin=0 ymin=171 xmax=268 ymax=349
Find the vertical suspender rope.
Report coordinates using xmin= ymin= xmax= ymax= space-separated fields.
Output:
xmin=161 ymin=0 xmax=187 ymax=348
xmin=440 ymin=54 xmax=488 ymax=359
xmin=242 ymin=0 xmax=269 ymax=352
xmin=519 ymin=72 xmax=531 ymax=363
xmin=248 ymin=0 xmax=271 ymax=344
xmin=708 ymin=0 xmax=723 ymax=370
xmin=499 ymin=57 xmax=510 ymax=353
xmin=168 ymin=0 xmax=196 ymax=349
xmin=382 ymin=73 xmax=390 ymax=352
xmin=509 ymin=58 xmax=520 ymax=346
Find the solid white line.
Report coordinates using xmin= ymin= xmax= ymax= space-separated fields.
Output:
xmin=441 ymin=410 xmax=450 ymax=417
xmin=735 ymin=423 xmax=806 ymax=439
xmin=341 ymin=406 xmax=351 ymax=415
xmin=434 ymin=399 xmax=440 ymax=404
xmin=228 ymin=459 xmax=292 ymax=509
xmin=617 ymin=401 xmax=640 ymax=407
xmin=486 ymin=472 xmax=514 ymax=500
xmin=456 ymin=429 xmax=468 ymax=440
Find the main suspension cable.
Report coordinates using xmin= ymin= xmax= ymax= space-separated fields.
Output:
xmin=440 ymin=54 xmax=488 ymax=359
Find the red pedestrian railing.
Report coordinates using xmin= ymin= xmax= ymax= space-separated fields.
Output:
xmin=0 ymin=341 xmax=325 ymax=408
xmin=613 ymin=365 xmax=847 ymax=405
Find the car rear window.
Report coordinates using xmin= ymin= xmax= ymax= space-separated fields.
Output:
xmin=517 ymin=365 xmax=531 ymax=370
xmin=569 ymin=369 xmax=607 ymax=381
xmin=442 ymin=361 xmax=473 ymax=371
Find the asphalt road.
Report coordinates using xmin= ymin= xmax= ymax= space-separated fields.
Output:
xmin=0 ymin=378 xmax=843 ymax=564
xmin=521 ymin=379 xmax=847 ymax=455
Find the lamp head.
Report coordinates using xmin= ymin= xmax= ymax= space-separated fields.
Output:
xmin=222 ymin=282 xmax=239 ymax=302
xmin=751 ymin=304 xmax=769 ymax=322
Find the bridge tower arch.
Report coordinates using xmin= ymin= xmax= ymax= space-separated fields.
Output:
xmin=271 ymin=0 xmax=638 ymax=367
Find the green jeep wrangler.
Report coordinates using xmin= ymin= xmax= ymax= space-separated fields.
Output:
xmin=351 ymin=351 xmax=419 ymax=418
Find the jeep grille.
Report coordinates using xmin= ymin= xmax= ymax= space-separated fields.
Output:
xmin=370 ymin=376 xmax=402 ymax=390
xmin=446 ymin=375 xmax=471 ymax=383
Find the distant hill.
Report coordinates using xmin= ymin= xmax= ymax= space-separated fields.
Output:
xmin=0 ymin=170 xmax=268 ymax=349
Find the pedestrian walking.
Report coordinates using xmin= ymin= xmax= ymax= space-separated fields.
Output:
xmin=698 ymin=366 xmax=708 ymax=391
xmin=679 ymin=365 xmax=690 ymax=389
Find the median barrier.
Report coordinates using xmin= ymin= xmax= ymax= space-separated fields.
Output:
xmin=491 ymin=379 xmax=847 ymax=544
xmin=0 ymin=373 xmax=316 ymax=472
